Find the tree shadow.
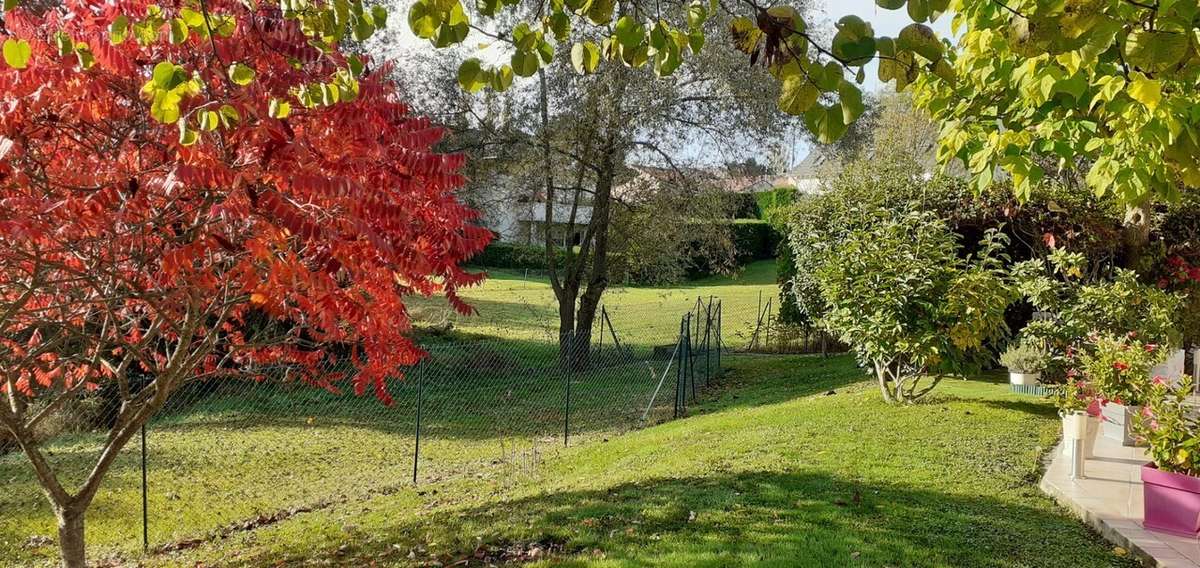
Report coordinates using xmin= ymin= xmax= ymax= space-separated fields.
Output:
xmin=255 ymin=469 xmax=1132 ymax=568
xmin=697 ymin=354 xmax=867 ymax=412
xmin=974 ymin=398 xmax=1060 ymax=420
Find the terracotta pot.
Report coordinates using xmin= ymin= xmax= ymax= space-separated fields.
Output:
xmin=1143 ymin=463 xmax=1200 ymax=537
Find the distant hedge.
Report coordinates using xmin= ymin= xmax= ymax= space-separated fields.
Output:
xmin=732 ymin=220 xmax=782 ymax=263
xmin=469 ymin=242 xmax=566 ymax=270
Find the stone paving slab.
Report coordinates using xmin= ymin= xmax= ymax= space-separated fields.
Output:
xmin=1041 ymin=429 xmax=1200 ymax=567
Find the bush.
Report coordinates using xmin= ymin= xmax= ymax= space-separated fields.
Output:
xmin=1080 ymin=333 xmax=1165 ymax=407
xmin=814 ymin=211 xmax=1015 ymax=403
xmin=1013 ymin=251 xmax=1183 ymax=382
xmin=999 ymin=343 xmax=1049 ymax=373
xmin=732 ymin=220 xmax=781 ymax=263
xmin=756 ymin=186 xmax=797 ymax=226
xmin=469 ymin=241 xmax=566 ymax=271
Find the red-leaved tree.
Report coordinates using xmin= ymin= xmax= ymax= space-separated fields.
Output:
xmin=0 ymin=1 xmax=489 ymax=565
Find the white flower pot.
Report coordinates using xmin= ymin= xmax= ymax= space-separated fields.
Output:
xmin=1009 ymin=371 xmax=1040 ymax=386
xmin=1061 ymin=413 xmax=1099 ymax=458
xmin=1150 ymin=348 xmax=1186 ymax=385
xmin=1101 ymin=402 xmax=1144 ymax=446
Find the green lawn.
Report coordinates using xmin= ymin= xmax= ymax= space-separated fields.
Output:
xmin=406 ymin=260 xmax=780 ymax=347
xmin=3 ymin=265 xmax=1126 ymax=567
xmin=0 ymin=337 xmax=699 ymax=565
xmin=108 ymin=355 xmax=1128 ymax=567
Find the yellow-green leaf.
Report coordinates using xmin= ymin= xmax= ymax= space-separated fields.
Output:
xmin=178 ymin=119 xmax=199 ymax=146
xmin=457 ymin=58 xmax=488 ymax=92
xmin=229 ymin=62 xmax=255 ymax=86
xmin=110 ymin=14 xmax=130 ymax=44
xmin=1128 ymin=77 xmax=1162 ymax=111
xmin=3 ymin=38 xmax=32 ymax=70
xmin=268 ymin=98 xmax=292 ymax=119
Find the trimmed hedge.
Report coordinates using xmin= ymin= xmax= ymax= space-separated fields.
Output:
xmin=469 ymin=242 xmax=566 ymax=270
xmin=732 ymin=219 xmax=782 ymax=263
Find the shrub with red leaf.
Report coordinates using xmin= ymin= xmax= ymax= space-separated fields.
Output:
xmin=0 ymin=1 xmax=488 ymax=564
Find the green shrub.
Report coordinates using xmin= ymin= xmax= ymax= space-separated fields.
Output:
xmin=814 ymin=211 xmax=1015 ymax=403
xmin=731 ymin=220 xmax=780 ymax=263
xmin=756 ymin=186 xmax=797 ymax=226
xmin=1014 ymin=252 xmax=1183 ymax=351
xmin=999 ymin=343 xmax=1048 ymax=373
xmin=469 ymin=241 xmax=567 ymax=270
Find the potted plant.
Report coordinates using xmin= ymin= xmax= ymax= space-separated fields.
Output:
xmin=1051 ymin=374 xmax=1099 ymax=459
xmin=1133 ymin=376 xmax=1200 ymax=537
xmin=1000 ymin=342 xmax=1047 ymax=385
xmin=1081 ymin=333 xmax=1165 ymax=446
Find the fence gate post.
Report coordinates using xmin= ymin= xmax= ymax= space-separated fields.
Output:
xmin=412 ymin=367 xmax=423 ymax=484
xmin=141 ymin=424 xmax=148 ymax=553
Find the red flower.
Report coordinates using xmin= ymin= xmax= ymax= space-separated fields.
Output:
xmin=1146 ymin=344 xmax=1158 ymax=353
xmin=1113 ymin=361 xmax=1129 ymax=372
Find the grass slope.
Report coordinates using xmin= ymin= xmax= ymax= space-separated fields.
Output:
xmin=148 ymin=355 xmax=1129 ymax=568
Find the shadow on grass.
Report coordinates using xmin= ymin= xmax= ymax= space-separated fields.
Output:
xmin=272 ymin=469 xmax=1131 ymax=568
xmin=698 ymin=354 xmax=867 ymax=412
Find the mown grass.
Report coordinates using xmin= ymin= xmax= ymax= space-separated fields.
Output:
xmin=406 ymin=260 xmax=780 ymax=346
xmin=0 ymin=337 xmax=702 ymax=565
xmin=125 ymin=355 xmax=1130 ymax=568
xmin=2 ymin=264 xmax=759 ymax=565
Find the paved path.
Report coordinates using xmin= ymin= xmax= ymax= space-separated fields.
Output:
xmin=1041 ymin=430 xmax=1200 ymax=567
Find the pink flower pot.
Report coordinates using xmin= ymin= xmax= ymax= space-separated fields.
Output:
xmin=1142 ymin=463 xmax=1200 ymax=537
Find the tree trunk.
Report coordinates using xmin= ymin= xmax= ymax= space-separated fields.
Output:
xmin=56 ymin=506 xmax=86 ymax=568
xmin=1121 ymin=202 xmax=1151 ymax=271
xmin=874 ymin=360 xmax=895 ymax=403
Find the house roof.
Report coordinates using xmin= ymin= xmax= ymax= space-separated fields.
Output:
xmin=614 ymin=166 xmax=779 ymax=202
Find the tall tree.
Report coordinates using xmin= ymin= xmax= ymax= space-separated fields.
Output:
xmin=910 ymin=0 xmax=1199 ymax=266
xmin=0 ymin=1 xmax=487 ymax=565
xmin=384 ymin=4 xmax=788 ymax=367
xmin=531 ymin=32 xmax=786 ymax=369
xmin=408 ymin=0 xmax=1198 ymax=222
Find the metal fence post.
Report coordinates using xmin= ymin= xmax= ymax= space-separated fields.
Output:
xmin=412 ymin=367 xmax=423 ymax=484
xmin=716 ymin=300 xmax=722 ymax=375
xmin=691 ymin=312 xmax=700 ymax=401
xmin=564 ymin=347 xmax=572 ymax=447
xmin=704 ymin=298 xmax=713 ymax=383
xmin=141 ymin=423 xmax=148 ymax=553
xmin=675 ymin=316 xmax=685 ymax=418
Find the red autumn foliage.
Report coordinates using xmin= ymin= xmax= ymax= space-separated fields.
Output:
xmin=0 ymin=0 xmax=490 ymax=414
xmin=1 ymin=2 xmax=490 ymax=564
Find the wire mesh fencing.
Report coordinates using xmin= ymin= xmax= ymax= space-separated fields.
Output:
xmin=1 ymin=297 xmax=737 ymax=562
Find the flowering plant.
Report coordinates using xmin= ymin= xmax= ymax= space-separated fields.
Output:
xmin=1133 ymin=376 xmax=1200 ymax=477
xmin=1050 ymin=373 xmax=1096 ymax=414
xmin=1078 ymin=333 xmax=1165 ymax=407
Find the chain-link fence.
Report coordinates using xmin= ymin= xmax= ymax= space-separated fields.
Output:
xmin=2 ymin=296 xmax=763 ymax=563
